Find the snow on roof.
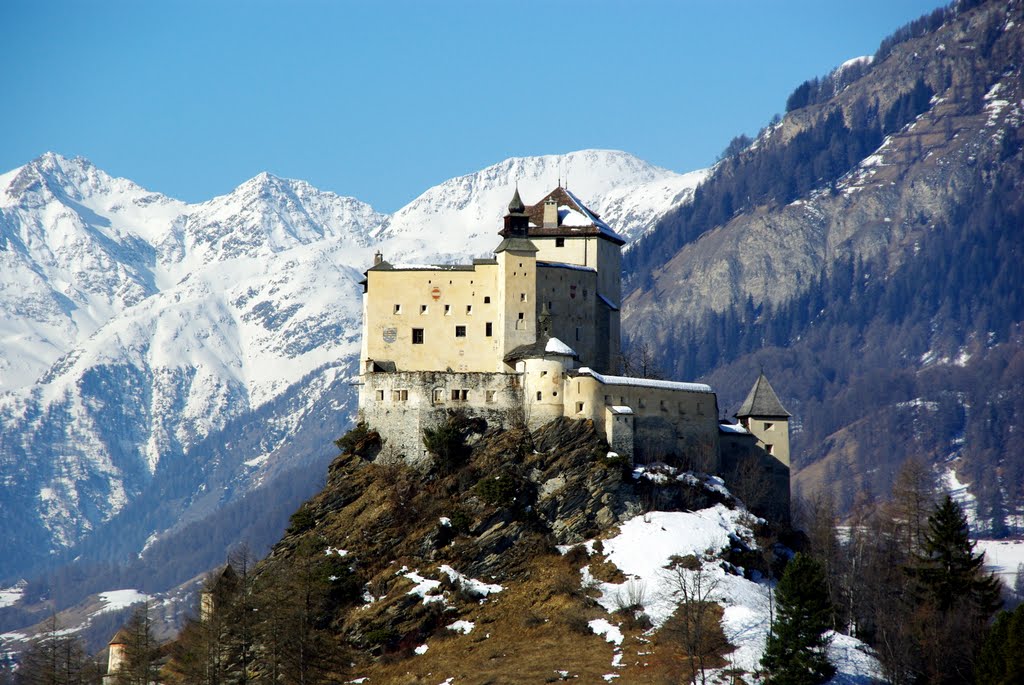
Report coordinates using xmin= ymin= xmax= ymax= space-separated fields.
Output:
xmin=545 ymin=337 xmax=576 ymax=356
xmin=537 ymin=260 xmax=597 ymax=273
xmin=719 ymin=423 xmax=749 ymax=435
xmin=563 ymin=187 xmax=628 ymax=243
xmin=609 ymin=405 xmax=633 ymax=415
xmin=577 ymin=367 xmax=713 ymax=394
xmin=558 ymin=206 xmax=591 ymax=227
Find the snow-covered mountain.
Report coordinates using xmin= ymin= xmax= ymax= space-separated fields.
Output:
xmin=374 ymin=149 xmax=707 ymax=262
xmin=0 ymin=149 xmax=704 ymax=584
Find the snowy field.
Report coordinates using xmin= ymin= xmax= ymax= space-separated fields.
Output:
xmin=975 ymin=538 xmax=1024 ymax=590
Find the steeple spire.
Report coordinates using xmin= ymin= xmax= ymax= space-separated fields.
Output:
xmin=503 ymin=186 xmax=529 ymax=236
xmin=508 ymin=186 xmax=525 ymax=214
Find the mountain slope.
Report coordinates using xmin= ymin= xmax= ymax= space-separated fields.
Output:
xmin=622 ymin=0 xmax=1023 ymax=529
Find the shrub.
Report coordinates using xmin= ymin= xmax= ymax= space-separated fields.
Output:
xmin=423 ymin=411 xmax=480 ymax=473
xmin=363 ymin=627 xmax=399 ymax=648
xmin=476 ymin=474 xmax=518 ymax=507
xmin=286 ymin=505 xmax=315 ymax=535
xmin=334 ymin=422 xmax=379 ymax=456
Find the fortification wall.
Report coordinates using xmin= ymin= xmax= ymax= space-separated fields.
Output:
xmin=565 ymin=373 xmax=721 ymax=469
xmin=358 ymin=370 xmax=523 ymax=463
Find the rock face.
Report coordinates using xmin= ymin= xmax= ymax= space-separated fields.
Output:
xmin=626 ymin=0 xmax=1022 ymax=342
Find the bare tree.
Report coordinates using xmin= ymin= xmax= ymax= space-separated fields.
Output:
xmin=662 ymin=559 xmax=725 ymax=685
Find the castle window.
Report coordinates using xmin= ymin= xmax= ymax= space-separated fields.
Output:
xmin=556 ymin=238 xmax=565 ymax=247
xmin=455 ymin=325 xmax=466 ymax=338
xmin=536 ymin=391 xmax=542 ymax=401
xmin=604 ymin=395 xmax=612 ymax=405
xmin=639 ymin=398 xmax=647 ymax=409
xmin=620 ymin=396 xmax=626 ymax=405
xmin=484 ymin=296 xmax=491 ymax=303
xmin=486 ymin=390 xmax=496 ymax=403
xmin=376 ymin=390 xmax=384 ymax=401
xmin=540 ymin=370 xmax=547 ymax=377
xmin=451 ymin=389 xmax=468 ymax=401
xmin=765 ymin=421 xmax=775 ymax=431
xmin=444 ymin=304 xmax=451 ymax=315
xmin=660 ymin=400 xmax=667 ymax=412
xmin=412 ymin=328 xmax=424 ymax=344
xmin=583 ymin=289 xmax=588 ymax=299
xmin=485 ymin=322 xmax=493 ymax=337
xmin=766 ymin=443 xmax=775 ymax=455
xmin=520 ymin=293 xmax=527 ymax=302
xmin=466 ymin=305 xmax=473 ymax=314
xmin=575 ymin=327 xmax=580 ymax=341
xmin=552 ymin=391 xmax=557 ymax=397
xmin=575 ymin=402 xmax=585 ymax=413
xmin=433 ymin=388 xmax=445 ymax=404
xmin=393 ymin=304 xmax=402 ymax=314
xmin=678 ymin=403 xmax=686 ymax=414
xmin=391 ymin=389 xmax=408 ymax=402
xmin=420 ymin=304 xmax=428 ymax=314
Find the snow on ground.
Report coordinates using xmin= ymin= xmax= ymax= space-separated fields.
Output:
xmin=941 ymin=464 xmax=978 ymax=527
xmin=439 ymin=565 xmax=503 ymax=596
xmin=570 ymin=507 xmax=883 ymax=679
xmin=95 ymin=589 xmax=150 ymax=614
xmin=446 ymin=620 xmax=475 ymax=634
xmin=826 ymin=631 xmax=886 ymax=684
xmin=0 ymin=581 xmax=25 ymax=609
xmin=975 ymin=538 xmax=1024 ymax=589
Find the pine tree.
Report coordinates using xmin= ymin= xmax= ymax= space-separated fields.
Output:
xmin=976 ymin=603 xmax=1024 ymax=685
xmin=907 ymin=494 xmax=1002 ymax=615
xmin=761 ymin=553 xmax=836 ymax=685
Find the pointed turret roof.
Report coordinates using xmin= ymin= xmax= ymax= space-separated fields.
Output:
xmin=735 ymin=372 xmax=791 ymax=418
xmin=109 ymin=628 xmax=132 ymax=646
xmin=508 ymin=186 xmax=525 ymax=214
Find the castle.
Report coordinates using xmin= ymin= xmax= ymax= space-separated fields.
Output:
xmin=357 ymin=187 xmax=790 ymax=519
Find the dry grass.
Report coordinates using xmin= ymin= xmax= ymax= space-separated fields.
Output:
xmin=334 ymin=553 xmax=741 ymax=685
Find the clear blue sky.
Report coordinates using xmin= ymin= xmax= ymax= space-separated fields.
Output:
xmin=2 ymin=0 xmax=947 ymax=212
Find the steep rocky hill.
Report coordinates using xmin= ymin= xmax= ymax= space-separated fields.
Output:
xmin=623 ymin=0 xmax=1023 ymax=530
xmin=157 ymin=420 xmax=875 ymax=684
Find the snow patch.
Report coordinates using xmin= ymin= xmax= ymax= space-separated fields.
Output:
xmin=545 ymin=337 xmax=576 ymax=356
xmin=96 ymin=589 xmax=150 ymax=614
xmin=446 ymin=620 xmax=475 ymax=634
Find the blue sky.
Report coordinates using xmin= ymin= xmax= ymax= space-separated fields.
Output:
xmin=2 ymin=0 xmax=947 ymax=212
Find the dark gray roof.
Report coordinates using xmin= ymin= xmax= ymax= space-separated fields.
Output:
xmin=494 ymin=237 xmax=539 ymax=254
xmin=735 ymin=372 xmax=791 ymax=418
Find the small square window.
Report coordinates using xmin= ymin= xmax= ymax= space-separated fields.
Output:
xmin=604 ymin=395 xmax=612 ymax=405
xmin=766 ymin=444 xmax=774 ymax=455
xmin=486 ymin=390 xmax=496 ymax=403
xmin=393 ymin=304 xmax=401 ymax=314
xmin=520 ymin=293 xmax=527 ymax=302
xmin=660 ymin=400 xmax=667 ymax=411
xmin=485 ymin=322 xmax=493 ymax=337
xmin=444 ymin=304 xmax=451 ymax=315
xmin=765 ymin=422 xmax=775 ymax=431
xmin=412 ymin=328 xmax=424 ymax=344
xmin=391 ymin=389 xmax=408 ymax=402
xmin=575 ymin=402 xmax=585 ymax=413
xmin=375 ymin=390 xmax=384 ymax=401
xmin=433 ymin=388 xmax=445 ymax=404
xmin=450 ymin=389 xmax=468 ymax=401
xmin=518 ymin=312 xmax=525 ymax=320
xmin=455 ymin=325 xmax=466 ymax=338
xmin=639 ymin=398 xmax=647 ymax=409
xmin=466 ymin=305 xmax=473 ymax=314
xmin=536 ymin=391 xmax=543 ymax=401
xmin=420 ymin=304 xmax=428 ymax=314
xmin=484 ymin=296 xmax=491 ymax=304
xmin=555 ymin=237 xmax=565 ymax=247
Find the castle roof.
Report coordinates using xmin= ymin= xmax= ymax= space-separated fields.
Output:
xmin=575 ymin=367 xmax=714 ymax=394
xmin=735 ymin=372 xmax=791 ymax=419
xmin=504 ymin=335 xmax=578 ymax=364
xmin=109 ymin=628 xmax=132 ymax=646
xmin=500 ymin=187 xmax=627 ymax=245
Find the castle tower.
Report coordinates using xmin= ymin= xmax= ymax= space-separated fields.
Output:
xmin=495 ymin=189 xmax=538 ymax=366
xmin=104 ymin=628 xmax=131 ymax=682
xmin=735 ymin=372 xmax=791 ymax=467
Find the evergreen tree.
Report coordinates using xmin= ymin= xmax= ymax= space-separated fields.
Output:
xmin=761 ymin=553 xmax=836 ymax=685
xmin=116 ymin=605 xmax=160 ymax=685
xmin=908 ymin=495 xmax=1002 ymax=615
xmin=976 ymin=603 xmax=1024 ymax=685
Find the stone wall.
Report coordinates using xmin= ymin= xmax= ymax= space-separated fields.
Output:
xmin=358 ymin=370 xmax=524 ymax=464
